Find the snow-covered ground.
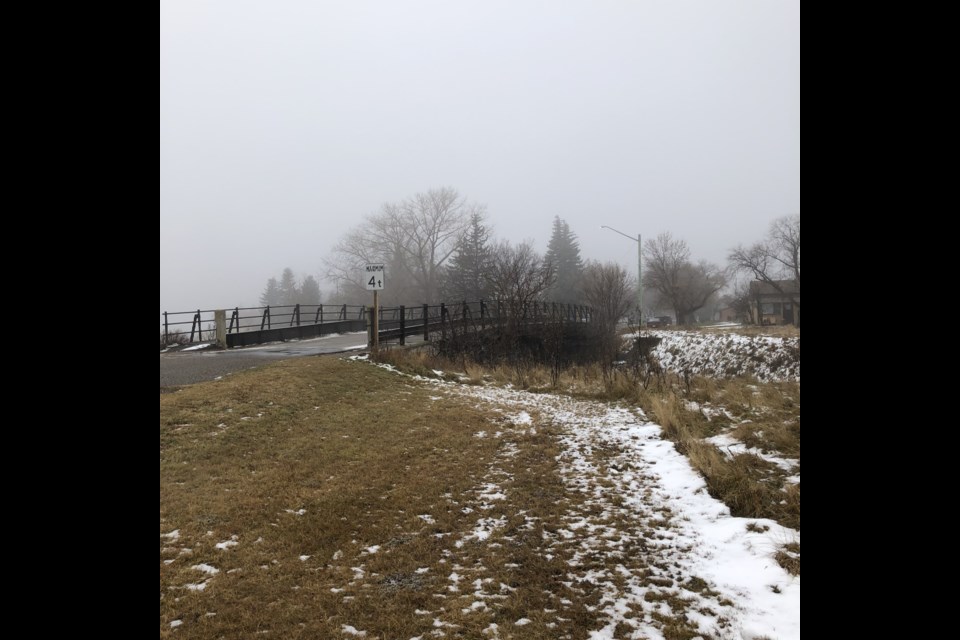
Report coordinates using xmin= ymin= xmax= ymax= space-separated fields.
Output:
xmin=349 ymin=356 xmax=800 ymax=639
xmin=635 ymin=330 xmax=800 ymax=382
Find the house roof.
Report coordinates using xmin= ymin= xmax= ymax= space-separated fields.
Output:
xmin=749 ymin=280 xmax=799 ymax=295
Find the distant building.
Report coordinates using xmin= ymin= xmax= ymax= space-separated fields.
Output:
xmin=749 ymin=280 xmax=800 ymax=326
xmin=716 ymin=307 xmax=742 ymax=323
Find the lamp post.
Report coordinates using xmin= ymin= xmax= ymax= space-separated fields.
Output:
xmin=601 ymin=225 xmax=642 ymax=324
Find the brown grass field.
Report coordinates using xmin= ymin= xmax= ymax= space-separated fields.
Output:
xmin=162 ymin=357 xmax=611 ymax=638
xmin=161 ymin=343 xmax=799 ymax=637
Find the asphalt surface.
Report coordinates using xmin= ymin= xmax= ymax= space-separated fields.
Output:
xmin=159 ymin=332 xmax=373 ymax=387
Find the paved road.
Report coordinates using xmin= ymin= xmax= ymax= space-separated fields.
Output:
xmin=160 ymin=332 xmax=374 ymax=387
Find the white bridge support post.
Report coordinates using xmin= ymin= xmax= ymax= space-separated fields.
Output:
xmin=215 ymin=309 xmax=227 ymax=348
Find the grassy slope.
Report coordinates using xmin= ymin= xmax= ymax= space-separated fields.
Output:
xmin=378 ymin=346 xmax=801 ymax=571
xmin=160 ymin=357 xmax=586 ymax=638
xmin=161 ymin=346 xmax=800 ymax=638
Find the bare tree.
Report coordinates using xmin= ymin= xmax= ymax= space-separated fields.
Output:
xmin=402 ymin=188 xmax=481 ymax=302
xmin=580 ymin=261 xmax=635 ymax=367
xmin=643 ymin=233 xmax=726 ymax=324
xmin=718 ymin=279 xmax=755 ymax=323
xmin=325 ymin=187 xmax=478 ymax=304
xmin=486 ymin=241 xmax=555 ymax=323
xmin=728 ymin=214 xmax=800 ymax=308
xmin=324 ymin=219 xmax=413 ymax=304
xmin=484 ymin=240 xmax=555 ymax=382
xmin=581 ymin=261 xmax=634 ymax=326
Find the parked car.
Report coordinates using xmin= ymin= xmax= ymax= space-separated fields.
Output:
xmin=646 ymin=316 xmax=673 ymax=328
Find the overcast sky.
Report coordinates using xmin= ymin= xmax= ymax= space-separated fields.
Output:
xmin=160 ymin=0 xmax=799 ymax=312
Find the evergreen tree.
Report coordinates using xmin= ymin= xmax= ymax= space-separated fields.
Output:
xmin=279 ymin=267 xmax=299 ymax=305
xmin=442 ymin=212 xmax=493 ymax=301
xmin=259 ymin=277 xmax=281 ymax=307
xmin=544 ymin=216 xmax=583 ymax=304
xmin=300 ymin=275 xmax=322 ymax=306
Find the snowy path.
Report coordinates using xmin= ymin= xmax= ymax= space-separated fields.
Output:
xmin=449 ymin=384 xmax=800 ymax=639
xmin=357 ymin=356 xmax=800 ymax=639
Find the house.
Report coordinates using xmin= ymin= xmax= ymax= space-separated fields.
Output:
xmin=749 ymin=280 xmax=800 ymax=326
xmin=716 ymin=307 xmax=742 ymax=323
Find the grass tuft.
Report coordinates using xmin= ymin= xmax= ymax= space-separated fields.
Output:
xmin=775 ymin=542 xmax=801 ymax=576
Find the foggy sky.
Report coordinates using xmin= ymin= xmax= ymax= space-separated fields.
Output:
xmin=160 ymin=0 xmax=799 ymax=312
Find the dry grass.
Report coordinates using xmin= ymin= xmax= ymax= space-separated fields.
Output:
xmin=160 ymin=331 xmax=191 ymax=350
xmin=687 ymin=443 xmax=794 ymax=522
xmin=638 ymin=388 xmax=799 ymax=533
xmin=644 ymin=378 xmax=801 ymax=576
xmin=162 ymin=345 xmax=800 ymax=635
xmin=162 ymin=355 xmax=683 ymax=638
xmin=649 ymin=394 xmax=723 ymax=442
xmin=160 ymin=356 xmax=504 ymax=637
xmin=775 ymin=541 xmax=801 ymax=576
xmin=732 ymin=419 xmax=800 ymax=458
xmin=644 ymin=378 xmax=800 ymax=532
xmin=377 ymin=346 xmax=801 ymax=569
xmin=371 ymin=346 xmax=448 ymax=378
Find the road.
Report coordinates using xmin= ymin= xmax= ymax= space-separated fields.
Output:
xmin=160 ymin=332 xmax=374 ymax=387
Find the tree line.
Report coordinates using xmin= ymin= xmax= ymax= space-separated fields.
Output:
xmin=259 ymin=268 xmax=322 ymax=307
xmin=643 ymin=213 xmax=800 ymax=325
xmin=320 ymin=187 xmax=597 ymax=307
xmin=258 ymin=186 xmax=799 ymax=326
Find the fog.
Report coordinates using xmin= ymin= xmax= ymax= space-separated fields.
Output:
xmin=160 ymin=0 xmax=799 ymax=313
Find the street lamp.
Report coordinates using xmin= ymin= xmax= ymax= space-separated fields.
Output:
xmin=601 ymin=225 xmax=642 ymax=324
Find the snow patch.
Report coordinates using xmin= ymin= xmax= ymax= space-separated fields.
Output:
xmin=191 ymin=563 xmax=219 ymax=575
xmin=215 ymin=536 xmax=238 ymax=550
xmin=341 ymin=624 xmax=367 ymax=637
xmin=628 ymin=330 xmax=800 ymax=381
xmin=510 ymin=411 xmax=532 ymax=425
xmin=707 ymin=433 xmax=797 ymax=473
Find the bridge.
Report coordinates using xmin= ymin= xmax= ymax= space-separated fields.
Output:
xmin=161 ymin=300 xmax=595 ymax=350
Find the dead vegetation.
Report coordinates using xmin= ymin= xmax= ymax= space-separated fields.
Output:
xmin=375 ymin=342 xmax=801 ymax=570
xmin=161 ymin=357 xmax=501 ymax=637
xmin=161 ymin=356 xmax=732 ymax=638
xmin=160 ymin=331 xmax=192 ymax=350
xmin=161 ymin=333 xmax=799 ymax=636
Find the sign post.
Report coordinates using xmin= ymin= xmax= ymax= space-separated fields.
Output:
xmin=364 ymin=264 xmax=385 ymax=349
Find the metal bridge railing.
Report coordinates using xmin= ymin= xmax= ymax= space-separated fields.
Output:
xmin=161 ymin=300 xmax=594 ymax=346
xmin=160 ymin=304 xmax=367 ymax=345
